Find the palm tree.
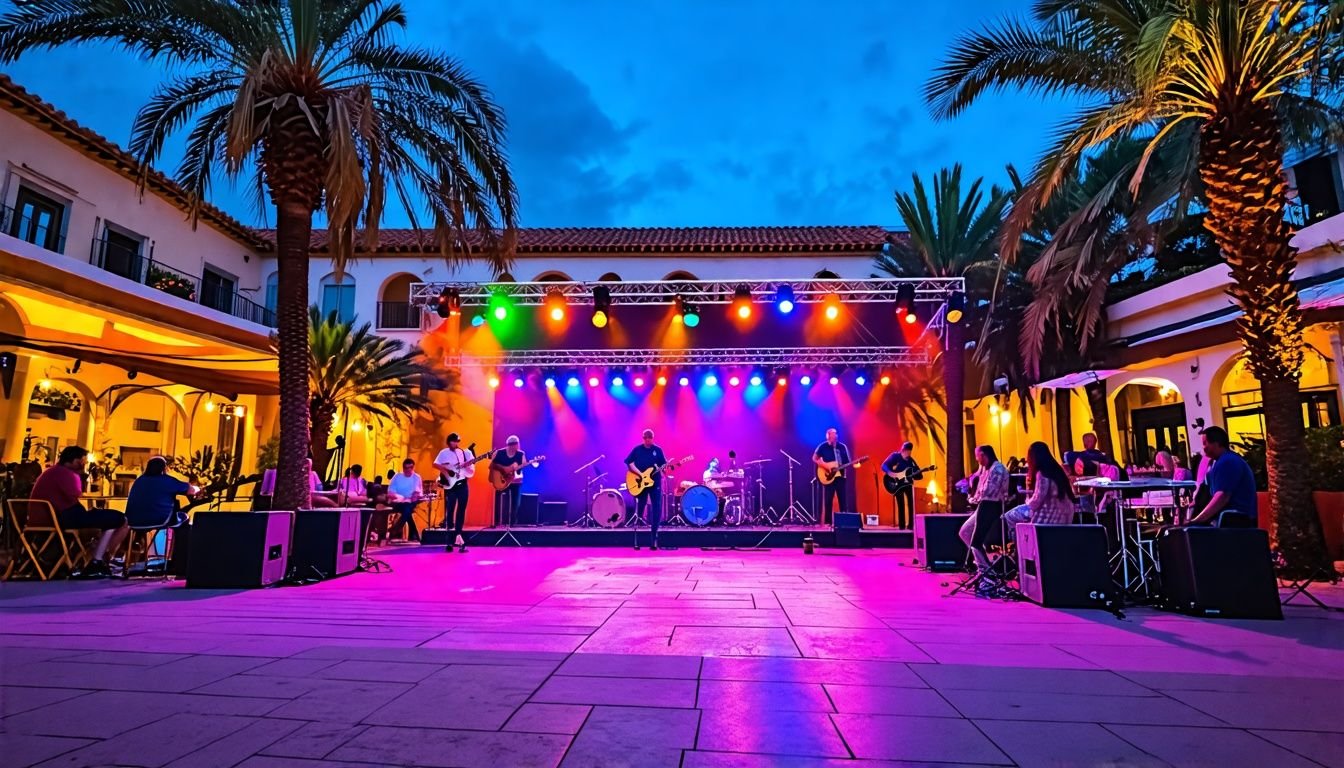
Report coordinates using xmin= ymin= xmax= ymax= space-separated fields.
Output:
xmin=0 ymin=1 xmax=519 ymax=512
xmin=308 ymin=307 xmax=434 ymax=478
xmin=875 ymin=165 xmax=1010 ymax=493
xmin=927 ymin=0 xmax=1343 ymax=572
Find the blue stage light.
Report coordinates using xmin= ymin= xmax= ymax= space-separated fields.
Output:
xmin=800 ymin=375 xmax=812 ymax=386
xmin=705 ymin=374 xmax=718 ymax=387
xmin=679 ymin=376 xmax=690 ymax=386
xmin=855 ymin=374 xmax=866 ymax=386
xmin=567 ymin=376 xmax=580 ymax=388
xmin=775 ymin=284 xmax=795 ymax=314
xmin=750 ymin=374 xmax=763 ymax=386
xmin=470 ymin=313 xmax=485 ymax=327
xmin=612 ymin=376 xmax=624 ymax=387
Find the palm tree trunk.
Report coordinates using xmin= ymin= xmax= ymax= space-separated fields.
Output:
xmin=943 ymin=320 xmax=966 ymax=492
xmin=1200 ymin=101 xmax=1328 ymax=574
xmin=1083 ymin=381 xmax=1114 ymax=456
xmin=1054 ymin=388 xmax=1073 ymax=454
xmin=310 ymin=400 xmax=338 ymax=480
xmin=272 ymin=200 xmax=314 ymax=512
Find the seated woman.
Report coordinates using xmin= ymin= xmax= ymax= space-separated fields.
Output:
xmin=337 ymin=464 xmax=369 ymax=506
xmin=1153 ymin=450 xmax=1178 ymax=479
xmin=1002 ymin=442 xmax=1078 ymax=536
xmin=305 ymin=458 xmax=338 ymax=508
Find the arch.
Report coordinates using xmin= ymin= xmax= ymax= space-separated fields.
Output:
xmin=0 ymin=292 xmax=30 ymax=335
xmin=533 ymin=270 xmax=572 ymax=282
xmin=814 ymin=269 xmax=840 ymax=279
xmin=378 ymin=272 xmax=419 ymax=302
xmin=663 ymin=270 xmax=698 ymax=281
xmin=494 ymin=271 xmax=516 ymax=283
xmin=1108 ymin=377 xmax=1187 ymax=467
xmin=263 ymin=271 xmax=279 ymax=314
xmin=318 ymin=272 xmax=356 ymax=323
xmin=597 ymin=272 xmax=622 ymax=282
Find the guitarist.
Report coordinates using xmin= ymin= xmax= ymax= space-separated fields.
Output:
xmin=490 ymin=435 xmax=527 ymax=527
xmin=882 ymin=442 xmax=922 ymax=529
xmin=624 ymin=429 xmax=669 ymax=550
xmin=812 ymin=428 xmax=851 ymax=525
xmin=433 ymin=433 xmax=474 ymax=553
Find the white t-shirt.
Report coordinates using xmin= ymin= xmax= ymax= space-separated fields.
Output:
xmin=435 ymin=447 xmax=476 ymax=479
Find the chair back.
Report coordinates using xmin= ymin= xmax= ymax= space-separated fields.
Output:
xmin=259 ymin=469 xmax=277 ymax=496
xmin=7 ymin=499 xmax=57 ymax=529
xmin=1099 ymin=463 xmax=1121 ymax=482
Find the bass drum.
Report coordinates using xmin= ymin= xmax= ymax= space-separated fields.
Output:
xmin=720 ymin=497 xmax=746 ymax=526
xmin=681 ymin=484 xmax=721 ymax=527
xmin=592 ymin=489 xmax=626 ymax=528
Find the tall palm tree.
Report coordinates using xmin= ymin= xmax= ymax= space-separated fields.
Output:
xmin=927 ymin=0 xmax=1343 ymax=571
xmin=308 ymin=307 xmax=434 ymax=478
xmin=875 ymin=165 xmax=1010 ymax=493
xmin=0 ymin=1 xmax=519 ymax=512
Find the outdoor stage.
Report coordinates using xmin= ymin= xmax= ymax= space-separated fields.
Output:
xmin=421 ymin=524 xmax=914 ymax=549
xmin=3 ymin=546 xmax=1341 ymax=768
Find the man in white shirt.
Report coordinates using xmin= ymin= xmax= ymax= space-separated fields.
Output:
xmin=387 ymin=458 xmax=424 ymax=543
xmin=433 ymin=433 xmax=474 ymax=553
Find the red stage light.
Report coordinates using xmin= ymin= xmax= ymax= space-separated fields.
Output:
xmin=880 ymin=374 xmax=891 ymax=385
xmin=903 ymin=309 xmax=918 ymax=324
xmin=823 ymin=293 xmax=841 ymax=320
xmin=657 ymin=375 xmax=668 ymax=386
xmin=777 ymin=376 xmax=787 ymax=386
xmin=488 ymin=376 xmax=500 ymax=389
xmin=736 ymin=305 xmax=751 ymax=319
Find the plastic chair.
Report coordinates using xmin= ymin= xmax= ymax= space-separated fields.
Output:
xmin=4 ymin=499 xmax=86 ymax=580
xmin=121 ymin=514 xmax=185 ymax=580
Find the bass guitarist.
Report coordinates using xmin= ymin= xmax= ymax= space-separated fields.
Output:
xmin=813 ymin=428 xmax=851 ymax=525
xmin=625 ymin=429 xmax=668 ymax=550
xmin=433 ymin=433 xmax=474 ymax=553
xmin=883 ymin=441 xmax=921 ymax=529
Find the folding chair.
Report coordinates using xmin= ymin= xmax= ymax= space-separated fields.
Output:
xmin=4 ymin=499 xmax=84 ymax=580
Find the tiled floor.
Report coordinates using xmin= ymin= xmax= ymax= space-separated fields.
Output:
xmin=2 ymin=546 xmax=1342 ymax=767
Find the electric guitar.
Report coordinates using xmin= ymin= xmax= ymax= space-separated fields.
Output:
xmin=625 ymin=455 xmax=694 ymax=496
xmin=488 ymin=455 xmax=546 ymax=491
xmin=816 ymin=455 xmax=869 ymax=485
xmin=882 ymin=464 xmax=937 ymax=495
xmin=438 ymin=451 xmax=494 ymax=490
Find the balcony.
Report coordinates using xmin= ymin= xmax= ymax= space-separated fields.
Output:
xmin=2 ymin=202 xmax=66 ymax=253
xmin=377 ymin=301 xmax=422 ymax=330
xmin=89 ymin=237 xmax=276 ymax=328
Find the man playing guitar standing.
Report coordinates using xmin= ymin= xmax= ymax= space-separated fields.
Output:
xmin=490 ymin=435 xmax=527 ymax=527
xmin=625 ymin=429 xmax=668 ymax=550
xmin=813 ymin=428 xmax=852 ymax=525
xmin=433 ymin=433 xmax=474 ymax=553
xmin=883 ymin=441 xmax=922 ymax=530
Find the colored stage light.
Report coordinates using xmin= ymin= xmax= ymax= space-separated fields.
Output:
xmin=592 ymin=285 xmax=612 ymax=328
xmin=612 ymin=375 xmax=624 ymax=387
xmin=800 ymin=375 xmax=812 ymax=386
xmin=946 ymin=290 xmax=965 ymax=324
xmin=829 ymin=375 xmax=839 ymax=386
xmin=567 ymin=376 xmax=580 ymax=388
xmin=633 ymin=376 xmax=645 ymax=387
xmin=545 ymin=289 xmax=566 ymax=322
xmin=679 ymin=376 xmax=690 ymax=386
xmin=823 ymin=293 xmax=840 ymax=320
xmin=489 ymin=289 xmax=510 ymax=321
xmin=545 ymin=377 xmax=556 ymax=388
xmin=774 ymin=284 xmax=795 ymax=314
xmin=588 ymin=376 xmax=600 ymax=388
xmin=677 ymin=295 xmax=700 ymax=327
xmin=777 ymin=376 xmax=787 ymax=386
xmin=728 ymin=375 xmax=740 ymax=387
xmin=896 ymin=284 xmax=916 ymax=324
xmin=750 ymin=374 xmax=763 ymax=386
xmin=856 ymin=374 xmax=867 ymax=386
xmin=488 ymin=376 xmax=500 ymax=389
xmin=434 ymin=287 xmax=461 ymax=318
xmin=732 ymin=284 xmax=752 ymax=319
xmin=513 ymin=377 xmax=525 ymax=388
xmin=470 ymin=313 xmax=486 ymax=327
xmin=657 ymin=375 xmax=668 ymax=386
xmin=880 ymin=374 xmax=891 ymax=385
xmin=705 ymin=374 xmax=719 ymax=387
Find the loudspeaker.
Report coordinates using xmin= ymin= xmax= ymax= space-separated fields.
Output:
xmin=517 ymin=493 xmax=540 ymax=525
xmin=1016 ymin=524 xmax=1112 ymax=608
xmin=833 ymin=512 xmax=862 ymax=548
xmin=915 ymin=514 xmax=969 ymax=571
xmin=290 ymin=508 xmax=360 ymax=579
xmin=1158 ymin=526 xmax=1281 ymax=619
xmin=187 ymin=511 xmax=292 ymax=589
xmin=540 ymin=501 xmax=569 ymax=526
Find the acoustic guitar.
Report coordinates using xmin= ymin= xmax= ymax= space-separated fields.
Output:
xmin=439 ymin=452 xmax=493 ymax=490
xmin=882 ymin=464 xmax=937 ymax=495
xmin=816 ymin=455 xmax=869 ymax=485
xmin=625 ymin=455 xmax=694 ymax=496
xmin=488 ymin=455 xmax=546 ymax=491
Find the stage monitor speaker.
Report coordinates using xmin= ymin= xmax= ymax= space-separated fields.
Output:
xmin=187 ymin=511 xmax=292 ymax=589
xmin=540 ymin=500 xmax=569 ymax=526
xmin=914 ymin=514 xmax=968 ymax=572
xmin=518 ymin=493 xmax=540 ymax=526
xmin=1158 ymin=526 xmax=1282 ymax=619
xmin=1016 ymin=523 xmax=1112 ymax=608
xmin=833 ymin=512 xmax=862 ymax=548
xmin=290 ymin=508 xmax=360 ymax=580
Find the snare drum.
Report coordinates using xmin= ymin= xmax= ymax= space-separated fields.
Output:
xmin=592 ymin=489 xmax=626 ymax=528
xmin=680 ymin=484 xmax=721 ymax=526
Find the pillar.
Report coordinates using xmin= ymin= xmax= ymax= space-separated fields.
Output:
xmin=1 ymin=351 xmax=36 ymax=461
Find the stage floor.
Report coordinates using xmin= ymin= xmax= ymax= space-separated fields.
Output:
xmin=2 ymin=547 xmax=1342 ymax=767
xmin=422 ymin=524 xmax=912 ymax=549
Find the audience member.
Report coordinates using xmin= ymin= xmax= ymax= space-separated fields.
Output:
xmin=1001 ymin=442 xmax=1078 ymax=535
xmin=125 ymin=457 xmax=197 ymax=529
xmin=958 ymin=445 xmax=1011 ymax=573
xmin=30 ymin=446 xmax=127 ymax=578
xmin=337 ymin=464 xmax=369 ymax=506
xmin=1187 ymin=426 xmax=1257 ymax=528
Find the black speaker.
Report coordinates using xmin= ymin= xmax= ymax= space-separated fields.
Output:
xmin=914 ymin=514 xmax=969 ymax=571
xmin=187 ymin=511 xmax=292 ymax=589
xmin=540 ymin=500 xmax=569 ymax=526
xmin=833 ymin=512 xmax=862 ymax=548
xmin=1016 ymin=524 xmax=1113 ymax=608
xmin=1158 ymin=526 xmax=1282 ymax=619
xmin=517 ymin=493 xmax=540 ymax=525
xmin=290 ymin=508 xmax=360 ymax=579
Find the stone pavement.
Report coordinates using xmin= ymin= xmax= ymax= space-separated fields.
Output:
xmin=2 ymin=546 xmax=1342 ymax=767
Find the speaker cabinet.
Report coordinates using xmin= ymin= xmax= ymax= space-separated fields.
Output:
xmin=914 ymin=514 xmax=969 ymax=571
xmin=290 ymin=508 xmax=361 ymax=579
xmin=1158 ymin=526 xmax=1281 ymax=619
xmin=540 ymin=500 xmax=569 ymax=526
xmin=1016 ymin=524 xmax=1112 ymax=608
xmin=517 ymin=493 xmax=540 ymax=526
xmin=187 ymin=511 xmax=292 ymax=589
xmin=832 ymin=512 xmax=862 ymax=548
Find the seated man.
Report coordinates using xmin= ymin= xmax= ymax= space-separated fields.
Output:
xmin=1186 ymin=426 xmax=1257 ymax=528
xmin=125 ymin=457 xmax=198 ymax=529
xmin=386 ymin=458 xmax=424 ymax=542
xmin=337 ymin=464 xmax=369 ymax=506
xmin=30 ymin=446 xmax=128 ymax=578
xmin=305 ymin=458 xmax=338 ymax=508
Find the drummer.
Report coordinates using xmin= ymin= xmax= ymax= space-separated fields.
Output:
xmin=703 ymin=458 xmax=721 ymax=483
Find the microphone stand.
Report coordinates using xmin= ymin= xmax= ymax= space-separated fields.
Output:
xmin=569 ymin=455 xmax=606 ymax=528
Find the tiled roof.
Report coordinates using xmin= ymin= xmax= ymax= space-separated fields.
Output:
xmin=0 ymin=74 xmax=266 ymax=249
xmin=258 ymin=226 xmax=900 ymax=254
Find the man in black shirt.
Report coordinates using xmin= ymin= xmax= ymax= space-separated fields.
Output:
xmin=813 ymin=428 xmax=851 ymax=525
xmin=883 ymin=441 xmax=921 ymax=529
xmin=491 ymin=435 xmax=527 ymax=527
xmin=625 ymin=429 xmax=668 ymax=550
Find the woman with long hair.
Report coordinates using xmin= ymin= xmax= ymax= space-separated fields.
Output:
xmin=1002 ymin=442 xmax=1079 ymax=536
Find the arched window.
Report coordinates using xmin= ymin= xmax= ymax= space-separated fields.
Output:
xmin=814 ymin=269 xmax=840 ymax=279
xmin=495 ymin=271 xmax=516 ymax=283
xmin=534 ymin=271 xmax=572 ymax=282
xmin=597 ymin=272 xmax=621 ymax=282
xmin=319 ymin=273 xmax=356 ymax=323
xmin=264 ymin=272 xmax=279 ymax=314
xmin=663 ymin=270 xmax=697 ymax=281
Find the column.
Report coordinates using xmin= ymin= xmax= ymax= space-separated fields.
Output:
xmin=1 ymin=351 xmax=36 ymax=461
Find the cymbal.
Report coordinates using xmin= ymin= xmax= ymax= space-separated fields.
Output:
xmin=743 ymin=458 xmax=772 ymax=465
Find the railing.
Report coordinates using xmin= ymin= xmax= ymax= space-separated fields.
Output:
xmin=2 ymin=202 xmax=67 ymax=253
xmin=377 ymin=301 xmax=422 ymax=329
xmin=90 ymin=236 xmax=148 ymax=282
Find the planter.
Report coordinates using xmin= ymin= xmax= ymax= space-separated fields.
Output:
xmin=1313 ymin=490 xmax=1344 ymax=560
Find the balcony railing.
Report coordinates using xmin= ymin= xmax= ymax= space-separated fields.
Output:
xmin=89 ymin=237 xmax=277 ymax=328
xmin=2 ymin=202 xmax=67 ymax=253
xmin=377 ymin=301 xmax=422 ymax=329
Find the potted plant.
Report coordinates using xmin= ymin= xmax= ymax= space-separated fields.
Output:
xmin=147 ymin=264 xmax=197 ymax=301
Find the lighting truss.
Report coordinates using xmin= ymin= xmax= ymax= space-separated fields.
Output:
xmin=410 ymin=277 xmax=963 ymax=307
xmin=445 ymin=346 xmax=931 ymax=369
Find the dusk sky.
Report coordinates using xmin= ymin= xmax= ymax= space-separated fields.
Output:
xmin=3 ymin=0 xmax=1077 ymax=229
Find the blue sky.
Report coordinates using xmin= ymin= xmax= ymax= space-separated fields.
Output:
xmin=3 ymin=0 xmax=1076 ymax=228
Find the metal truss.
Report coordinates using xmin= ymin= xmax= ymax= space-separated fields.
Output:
xmin=445 ymin=346 xmax=932 ymax=369
xmin=410 ymin=277 xmax=964 ymax=307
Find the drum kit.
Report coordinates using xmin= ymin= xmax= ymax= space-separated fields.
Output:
xmin=573 ymin=454 xmax=793 ymax=528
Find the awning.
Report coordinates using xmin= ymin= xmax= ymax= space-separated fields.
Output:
xmin=1032 ymin=369 xmax=1124 ymax=389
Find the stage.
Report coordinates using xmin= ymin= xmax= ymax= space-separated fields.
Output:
xmin=421 ymin=524 xmax=914 ymax=549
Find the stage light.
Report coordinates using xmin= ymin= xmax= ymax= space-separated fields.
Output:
xmin=946 ymin=290 xmax=965 ymax=324
xmin=677 ymin=295 xmax=700 ymax=327
xmin=732 ymin=284 xmax=752 ymax=319
xmin=823 ymin=293 xmax=840 ymax=320
xmin=489 ymin=289 xmax=510 ymax=321
xmin=470 ymin=313 xmax=486 ymax=327
xmin=750 ymin=374 xmax=763 ymax=386
xmin=612 ymin=375 xmax=624 ymax=387
xmin=800 ymin=375 xmax=812 ymax=386
xmin=513 ymin=377 xmax=525 ymax=388
xmin=774 ymin=284 xmax=795 ymax=314
xmin=705 ymin=374 xmax=719 ymax=387
xmin=545 ymin=376 xmax=557 ymax=388
xmin=488 ymin=376 xmax=500 ymax=389
xmin=829 ymin=375 xmax=840 ymax=386
xmin=592 ymin=285 xmax=612 ymax=328
xmin=856 ymin=374 xmax=867 ymax=386
xmin=679 ymin=375 xmax=690 ymax=386
xmin=896 ymin=284 xmax=916 ymax=324
xmin=633 ymin=376 xmax=645 ymax=387
xmin=435 ymin=287 xmax=461 ymax=318
xmin=728 ymin=375 xmax=740 ymax=387
xmin=657 ymin=375 xmax=668 ymax=386
xmin=545 ymin=289 xmax=566 ymax=322
xmin=567 ymin=376 xmax=580 ymax=388
xmin=880 ymin=374 xmax=891 ymax=385
xmin=777 ymin=376 xmax=787 ymax=386
xmin=588 ymin=376 xmax=599 ymax=388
